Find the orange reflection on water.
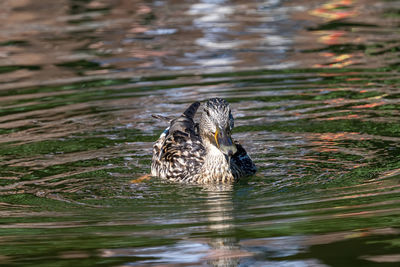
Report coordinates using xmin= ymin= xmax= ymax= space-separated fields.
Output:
xmin=310 ymin=0 xmax=356 ymax=21
xmin=319 ymin=31 xmax=345 ymax=45
xmin=308 ymin=132 xmax=364 ymax=164
xmin=377 ymin=168 xmax=400 ymax=181
xmin=352 ymin=101 xmax=385 ymax=109
xmin=310 ymin=0 xmax=359 ymax=68
xmin=323 ymin=97 xmax=346 ymax=104
xmin=322 ymin=114 xmax=361 ymax=120
xmin=346 ymin=77 xmax=362 ymax=81
xmin=314 ymin=53 xmax=355 ymax=68
xmin=320 ymin=132 xmax=352 ymax=140
xmin=308 ymin=133 xmax=343 ymax=154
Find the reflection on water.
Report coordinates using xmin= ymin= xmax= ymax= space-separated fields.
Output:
xmin=1 ymin=0 xmax=400 ymax=266
xmin=204 ymin=188 xmax=242 ymax=267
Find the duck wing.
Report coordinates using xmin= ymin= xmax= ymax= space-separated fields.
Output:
xmin=167 ymin=101 xmax=200 ymax=138
xmin=152 ymin=102 xmax=205 ymax=181
xmin=231 ymin=141 xmax=257 ymax=176
xmin=160 ymin=101 xmax=202 ymax=159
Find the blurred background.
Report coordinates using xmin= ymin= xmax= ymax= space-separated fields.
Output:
xmin=2 ymin=0 xmax=398 ymax=84
xmin=1 ymin=0 xmax=400 ymax=266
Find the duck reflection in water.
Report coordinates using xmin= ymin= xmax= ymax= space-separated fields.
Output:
xmin=151 ymin=98 xmax=257 ymax=183
xmin=202 ymin=185 xmax=254 ymax=266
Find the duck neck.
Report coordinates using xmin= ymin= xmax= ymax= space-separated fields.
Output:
xmin=201 ymin=140 xmax=233 ymax=181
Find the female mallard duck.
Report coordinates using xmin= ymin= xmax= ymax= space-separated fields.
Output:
xmin=151 ymin=98 xmax=256 ymax=183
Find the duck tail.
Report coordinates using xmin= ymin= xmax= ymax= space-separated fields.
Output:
xmin=182 ymin=101 xmax=200 ymax=119
xmin=151 ymin=114 xmax=173 ymax=122
xmin=152 ymin=101 xmax=200 ymax=123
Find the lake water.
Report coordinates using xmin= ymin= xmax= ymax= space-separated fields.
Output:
xmin=1 ymin=0 xmax=400 ymax=266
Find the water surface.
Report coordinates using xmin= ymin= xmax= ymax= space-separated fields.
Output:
xmin=1 ymin=0 xmax=400 ymax=266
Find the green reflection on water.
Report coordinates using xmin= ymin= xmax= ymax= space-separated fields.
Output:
xmin=1 ymin=65 xmax=400 ymax=266
xmin=0 ymin=0 xmax=399 ymax=264
xmin=235 ymin=119 xmax=400 ymax=137
xmin=0 ymin=65 xmax=40 ymax=74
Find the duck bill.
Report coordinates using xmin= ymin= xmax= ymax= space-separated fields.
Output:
xmin=215 ymin=129 xmax=237 ymax=157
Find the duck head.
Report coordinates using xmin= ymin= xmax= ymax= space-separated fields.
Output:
xmin=200 ymin=98 xmax=237 ymax=157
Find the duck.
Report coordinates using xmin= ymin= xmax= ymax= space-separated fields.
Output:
xmin=151 ymin=98 xmax=256 ymax=183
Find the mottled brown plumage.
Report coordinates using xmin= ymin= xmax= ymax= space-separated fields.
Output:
xmin=151 ymin=98 xmax=256 ymax=183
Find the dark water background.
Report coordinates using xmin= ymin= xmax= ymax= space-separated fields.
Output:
xmin=1 ymin=0 xmax=400 ymax=266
